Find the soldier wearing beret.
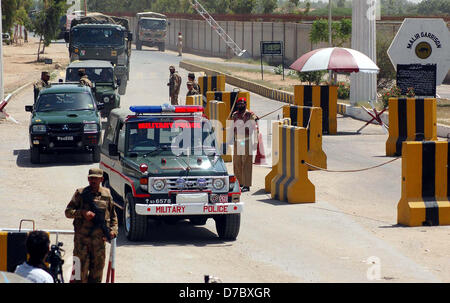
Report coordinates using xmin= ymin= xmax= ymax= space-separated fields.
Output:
xmin=65 ymin=168 xmax=118 ymax=283
xmin=33 ymin=71 xmax=50 ymax=103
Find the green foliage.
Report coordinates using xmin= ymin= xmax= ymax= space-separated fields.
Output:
xmin=295 ymin=70 xmax=326 ymax=85
xmin=309 ymin=18 xmax=351 ymax=47
xmin=229 ymin=0 xmax=256 ymax=14
xmin=337 ymin=81 xmax=350 ymax=99
xmin=253 ymin=0 xmax=277 ymax=14
xmin=2 ymin=0 xmax=17 ymax=35
xmin=274 ymin=64 xmax=283 ymax=75
xmin=416 ymin=0 xmax=450 ymax=16
xmin=376 ymin=35 xmax=396 ymax=89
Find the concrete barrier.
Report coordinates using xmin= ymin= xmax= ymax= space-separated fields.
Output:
xmin=398 ymin=141 xmax=450 ymax=226
xmin=265 ymin=119 xmax=290 ymax=193
xmin=206 ymin=91 xmax=250 ymax=120
xmin=270 ymin=125 xmax=315 ymax=203
xmin=185 ymin=94 xmax=203 ymax=106
xmin=209 ymin=100 xmax=232 ymax=162
xmin=386 ymin=98 xmax=437 ymax=156
xmin=198 ymin=74 xmax=226 ymax=104
xmin=282 ymin=105 xmax=327 ymax=170
xmin=293 ymin=85 xmax=338 ymax=135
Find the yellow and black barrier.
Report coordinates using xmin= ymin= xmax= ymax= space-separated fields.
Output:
xmin=337 ymin=103 xmax=347 ymax=115
xmin=386 ymin=98 xmax=437 ymax=156
xmin=282 ymin=105 xmax=327 ymax=170
xmin=0 ymin=231 xmax=29 ymax=272
xmin=293 ymin=85 xmax=338 ymax=135
xmin=209 ymin=100 xmax=232 ymax=162
xmin=270 ymin=125 xmax=315 ymax=203
xmin=265 ymin=119 xmax=291 ymax=193
xmin=398 ymin=141 xmax=450 ymax=226
xmin=205 ymin=91 xmax=250 ymax=120
xmin=198 ymin=75 xmax=226 ymax=105
xmin=185 ymin=94 xmax=203 ymax=106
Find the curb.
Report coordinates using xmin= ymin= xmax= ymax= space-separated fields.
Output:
xmin=180 ymin=60 xmax=450 ymax=139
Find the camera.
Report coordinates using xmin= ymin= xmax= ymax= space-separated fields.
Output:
xmin=46 ymin=241 xmax=65 ymax=283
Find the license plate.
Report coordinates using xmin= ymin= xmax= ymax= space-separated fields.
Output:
xmin=219 ymin=195 xmax=228 ymax=203
xmin=57 ymin=136 xmax=73 ymax=141
xmin=176 ymin=193 xmax=208 ymax=204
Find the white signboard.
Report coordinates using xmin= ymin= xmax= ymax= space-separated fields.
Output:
xmin=387 ymin=18 xmax=450 ymax=86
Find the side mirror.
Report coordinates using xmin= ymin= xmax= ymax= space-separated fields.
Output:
xmin=64 ymin=31 xmax=69 ymax=43
xmin=25 ymin=105 xmax=33 ymax=112
xmin=97 ymin=103 xmax=105 ymax=110
xmin=128 ymin=32 xmax=133 ymax=41
xmin=116 ymin=78 xmax=121 ymax=87
xmin=109 ymin=143 xmax=119 ymax=157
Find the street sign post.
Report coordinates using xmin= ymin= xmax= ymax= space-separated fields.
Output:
xmin=260 ymin=41 xmax=284 ymax=80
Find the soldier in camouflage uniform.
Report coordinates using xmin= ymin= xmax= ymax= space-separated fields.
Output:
xmin=78 ymin=69 xmax=93 ymax=88
xmin=186 ymin=81 xmax=199 ymax=96
xmin=33 ymin=71 xmax=50 ymax=102
xmin=167 ymin=65 xmax=181 ymax=105
xmin=188 ymin=73 xmax=200 ymax=93
xmin=65 ymin=168 xmax=118 ymax=283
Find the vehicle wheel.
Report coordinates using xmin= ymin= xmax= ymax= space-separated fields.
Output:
xmin=189 ymin=217 xmax=208 ymax=226
xmin=92 ymin=146 xmax=101 ymax=163
xmin=124 ymin=192 xmax=147 ymax=241
xmin=118 ymin=76 xmax=127 ymax=95
xmin=215 ymin=214 xmax=240 ymax=241
xmin=136 ymin=40 xmax=142 ymax=50
xmin=30 ymin=146 xmax=40 ymax=164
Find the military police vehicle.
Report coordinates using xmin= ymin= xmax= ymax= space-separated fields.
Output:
xmin=135 ymin=12 xmax=169 ymax=51
xmin=65 ymin=60 xmax=121 ymax=118
xmin=65 ymin=13 xmax=132 ymax=95
xmin=99 ymin=104 xmax=243 ymax=241
xmin=25 ymin=83 xmax=103 ymax=164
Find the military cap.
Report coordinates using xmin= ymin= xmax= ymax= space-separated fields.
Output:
xmin=188 ymin=73 xmax=195 ymax=79
xmin=88 ymin=168 xmax=103 ymax=178
xmin=169 ymin=65 xmax=175 ymax=70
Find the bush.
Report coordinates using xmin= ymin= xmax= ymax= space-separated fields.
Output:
xmin=337 ymin=81 xmax=350 ymax=99
xmin=274 ymin=64 xmax=284 ymax=75
xmin=381 ymin=85 xmax=402 ymax=109
xmin=295 ymin=70 xmax=327 ymax=85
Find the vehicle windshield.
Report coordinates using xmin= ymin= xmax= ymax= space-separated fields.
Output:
xmin=71 ymin=27 xmax=123 ymax=46
xmin=140 ymin=19 xmax=166 ymax=30
xmin=127 ymin=119 xmax=218 ymax=156
xmin=36 ymin=92 xmax=95 ymax=112
xmin=66 ymin=67 xmax=114 ymax=83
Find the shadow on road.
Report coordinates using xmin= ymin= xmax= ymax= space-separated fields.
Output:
xmin=14 ymin=149 xmax=94 ymax=168
xmin=116 ymin=219 xmax=232 ymax=247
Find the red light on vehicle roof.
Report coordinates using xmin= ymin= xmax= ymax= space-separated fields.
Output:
xmin=140 ymin=163 xmax=148 ymax=173
xmin=174 ymin=106 xmax=204 ymax=113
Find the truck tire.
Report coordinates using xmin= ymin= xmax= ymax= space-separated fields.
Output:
xmin=92 ymin=146 xmax=101 ymax=163
xmin=215 ymin=214 xmax=240 ymax=241
xmin=118 ymin=75 xmax=127 ymax=95
xmin=124 ymin=192 xmax=147 ymax=241
xmin=30 ymin=146 xmax=40 ymax=164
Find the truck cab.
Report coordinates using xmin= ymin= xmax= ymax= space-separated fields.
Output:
xmin=100 ymin=104 xmax=242 ymax=241
xmin=135 ymin=12 xmax=168 ymax=51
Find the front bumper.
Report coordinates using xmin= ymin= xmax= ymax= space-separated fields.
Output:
xmin=135 ymin=202 xmax=244 ymax=216
xmin=30 ymin=132 xmax=100 ymax=151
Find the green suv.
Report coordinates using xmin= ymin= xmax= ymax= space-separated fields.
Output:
xmin=25 ymin=84 xmax=103 ymax=164
xmin=99 ymin=104 xmax=243 ymax=241
xmin=65 ymin=60 xmax=121 ymax=118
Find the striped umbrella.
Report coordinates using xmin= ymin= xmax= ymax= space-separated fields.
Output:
xmin=290 ymin=47 xmax=379 ymax=73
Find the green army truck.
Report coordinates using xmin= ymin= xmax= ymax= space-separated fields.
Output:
xmin=65 ymin=60 xmax=121 ymax=118
xmin=99 ymin=104 xmax=243 ymax=241
xmin=65 ymin=13 xmax=132 ymax=95
xmin=135 ymin=12 xmax=169 ymax=51
xmin=25 ymin=84 xmax=103 ymax=164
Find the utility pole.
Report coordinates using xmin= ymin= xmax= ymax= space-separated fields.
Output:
xmin=84 ymin=0 xmax=87 ymax=16
xmin=328 ymin=0 xmax=332 ymax=46
xmin=0 ymin=0 xmax=4 ymax=100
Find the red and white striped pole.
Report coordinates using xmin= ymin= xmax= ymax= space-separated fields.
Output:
xmin=106 ymin=238 xmax=116 ymax=283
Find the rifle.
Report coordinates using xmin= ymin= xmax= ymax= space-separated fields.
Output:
xmin=81 ymin=187 xmax=112 ymax=241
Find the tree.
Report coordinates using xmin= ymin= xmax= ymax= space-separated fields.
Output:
xmin=309 ymin=18 xmax=351 ymax=47
xmin=416 ymin=0 xmax=450 ymax=15
xmin=376 ymin=35 xmax=396 ymax=89
xmin=32 ymin=0 xmax=68 ymax=61
xmin=2 ymin=0 xmax=18 ymax=37
xmin=229 ymin=0 xmax=256 ymax=14
xmin=337 ymin=0 xmax=345 ymax=8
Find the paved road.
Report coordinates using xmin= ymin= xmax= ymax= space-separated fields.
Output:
xmin=0 ymin=45 xmax=449 ymax=283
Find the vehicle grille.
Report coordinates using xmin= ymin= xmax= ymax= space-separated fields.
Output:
xmin=47 ymin=123 xmax=83 ymax=133
xmin=166 ymin=177 xmax=214 ymax=191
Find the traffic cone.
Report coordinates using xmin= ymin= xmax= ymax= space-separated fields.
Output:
xmin=254 ymin=131 xmax=267 ymax=165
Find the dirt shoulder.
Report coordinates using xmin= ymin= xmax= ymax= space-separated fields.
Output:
xmin=2 ymin=36 xmax=69 ymax=94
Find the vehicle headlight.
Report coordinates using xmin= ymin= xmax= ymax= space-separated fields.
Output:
xmin=83 ymin=123 xmax=98 ymax=133
xmin=197 ymin=178 xmax=207 ymax=188
xmin=32 ymin=125 xmax=46 ymax=133
xmin=213 ymin=178 xmax=225 ymax=190
xmin=176 ymin=178 xmax=185 ymax=189
xmin=103 ymin=96 xmax=110 ymax=103
xmin=152 ymin=179 xmax=166 ymax=191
